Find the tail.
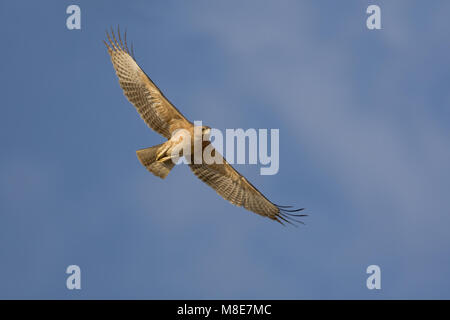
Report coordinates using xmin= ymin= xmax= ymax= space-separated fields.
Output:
xmin=136 ymin=143 xmax=175 ymax=179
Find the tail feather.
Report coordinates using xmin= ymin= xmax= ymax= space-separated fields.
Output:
xmin=136 ymin=144 xmax=175 ymax=179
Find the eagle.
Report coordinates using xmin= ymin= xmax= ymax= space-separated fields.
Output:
xmin=104 ymin=28 xmax=306 ymax=225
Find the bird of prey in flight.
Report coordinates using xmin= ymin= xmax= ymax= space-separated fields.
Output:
xmin=104 ymin=28 xmax=306 ymax=225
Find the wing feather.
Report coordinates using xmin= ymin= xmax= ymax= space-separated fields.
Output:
xmin=104 ymin=28 xmax=190 ymax=139
xmin=189 ymin=144 xmax=306 ymax=225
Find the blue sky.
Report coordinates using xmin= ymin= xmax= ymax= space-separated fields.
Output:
xmin=1 ymin=0 xmax=450 ymax=299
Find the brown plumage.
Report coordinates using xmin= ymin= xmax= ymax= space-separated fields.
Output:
xmin=104 ymin=27 xmax=306 ymax=225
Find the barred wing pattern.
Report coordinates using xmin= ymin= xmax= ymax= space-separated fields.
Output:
xmin=105 ymin=28 xmax=306 ymax=226
xmin=104 ymin=29 xmax=188 ymax=139
xmin=189 ymin=145 xmax=306 ymax=225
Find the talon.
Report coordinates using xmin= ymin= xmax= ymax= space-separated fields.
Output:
xmin=155 ymin=143 xmax=171 ymax=161
xmin=158 ymin=155 xmax=176 ymax=163
xmin=156 ymin=151 xmax=165 ymax=161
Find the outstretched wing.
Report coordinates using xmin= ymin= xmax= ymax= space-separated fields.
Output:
xmin=189 ymin=144 xmax=306 ymax=225
xmin=104 ymin=28 xmax=190 ymax=139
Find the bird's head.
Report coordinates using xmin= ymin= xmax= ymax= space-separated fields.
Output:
xmin=201 ymin=125 xmax=211 ymax=139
